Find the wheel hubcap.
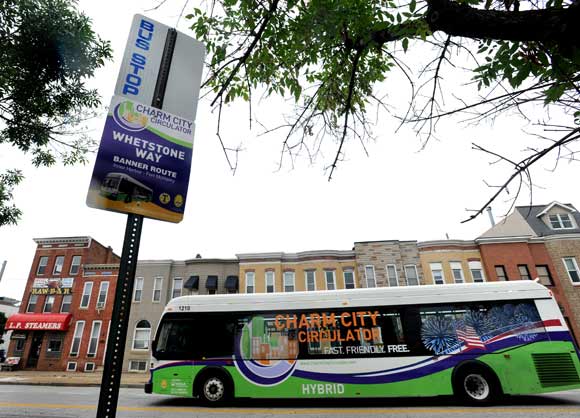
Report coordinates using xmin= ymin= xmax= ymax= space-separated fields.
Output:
xmin=464 ymin=373 xmax=490 ymax=400
xmin=203 ymin=377 xmax=225 ymax=402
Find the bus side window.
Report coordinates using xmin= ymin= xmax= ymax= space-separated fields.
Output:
xmin=400 ymin=307 xmax=430 ymax=355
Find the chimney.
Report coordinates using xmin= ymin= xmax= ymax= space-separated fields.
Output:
xmin=0 ymin=260 xmax=6 ymax=284
xmin=486 ymin=207 xmax=496 ymax=227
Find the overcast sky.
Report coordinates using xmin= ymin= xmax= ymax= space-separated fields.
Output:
xmin=0 ymin=0 xmax=577 ymax=301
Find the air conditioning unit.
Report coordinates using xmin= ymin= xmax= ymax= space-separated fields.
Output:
xmin=96 ymin=302 xmax=105 ymax=310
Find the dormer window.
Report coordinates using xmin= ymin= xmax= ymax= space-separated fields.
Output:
xmin=549 ymin=213 xmax=574 ymax=229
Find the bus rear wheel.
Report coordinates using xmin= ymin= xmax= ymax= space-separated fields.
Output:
xmin=454 ymin=366 xmax=501 ymax=405
xmin=198 ymin=374 xmax=230 ymax=406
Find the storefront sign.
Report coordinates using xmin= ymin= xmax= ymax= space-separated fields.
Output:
xmin=31 ymin=287 xmax=72 ymax=295
xmin=5 ymin=313 xmax=72 ymax=331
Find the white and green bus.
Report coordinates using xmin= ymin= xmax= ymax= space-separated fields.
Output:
xmin=145 ymin=280 xmax=580 ymax=405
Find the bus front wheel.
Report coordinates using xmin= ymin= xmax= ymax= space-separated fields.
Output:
xmin=453 ymin=365 xmax=501 ymax=405
xmin=197 ymin=372 xmax=231 ymax=406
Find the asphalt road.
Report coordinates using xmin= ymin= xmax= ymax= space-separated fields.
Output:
xmin=0 ymin=385 xmax=580 ymax=418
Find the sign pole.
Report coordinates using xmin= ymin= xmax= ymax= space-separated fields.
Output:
xmin=95 ymin=27 xmax=178 ymax=418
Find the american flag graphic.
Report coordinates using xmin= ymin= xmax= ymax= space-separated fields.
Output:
xmin=456 ymin=326 xmax=486 ymax=349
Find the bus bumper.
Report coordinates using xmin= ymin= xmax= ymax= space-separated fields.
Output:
xmin=144 ymin=382 xmax=152 ymax=394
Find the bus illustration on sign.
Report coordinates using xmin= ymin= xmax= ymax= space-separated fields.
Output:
xmin=145 ymin=281 xmax=580 ymax=405
xmin=100 ymin=172 xmax=153 ymax=204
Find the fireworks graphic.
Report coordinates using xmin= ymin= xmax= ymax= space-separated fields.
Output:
xmin=421 ymin=315 xmax=460 ymax=354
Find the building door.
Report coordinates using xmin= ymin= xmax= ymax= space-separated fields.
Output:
xmin=26 ymin=332 xmax=44 ymax=368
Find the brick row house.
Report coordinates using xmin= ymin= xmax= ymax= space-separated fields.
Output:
xmin=5 ymin=237 xmax=119 ymax=372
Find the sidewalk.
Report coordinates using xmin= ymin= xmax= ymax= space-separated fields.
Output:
xmin=0 ymin=370 xmax=149 ymax=388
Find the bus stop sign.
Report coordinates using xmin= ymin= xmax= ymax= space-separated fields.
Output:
xmin=86 ymin=15 xmax=205 ymax=223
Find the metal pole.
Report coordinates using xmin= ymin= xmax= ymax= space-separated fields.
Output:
xmin=95 ymin=27 xmax=177 ymax=418
xmin=0 ymin=260 xmax=6 ymax=284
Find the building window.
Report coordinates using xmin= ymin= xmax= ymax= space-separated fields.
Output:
xmin=152 ymin=277 xmax=163 ymax=302
xmin=15 ymin=339 xmax=25 ymax=352
xmin=469 ymin=261 xmax=486 ymax=283
xmin=344 ymin=269 xmax=355 ymax=289
xmin=518 ymin=264 xmax=531 ymax=280
xmin=97 ymin=282 xmax=109 ymax=309
xmin=385 ymin=264 xmax=398 ymax=287
xmin=171 ymin=277 xmax=183 ymax=299
xmin=26 ymin=294 xmax=38 ymax=313
xmin=69 ymin=256 xmax=82 ymax=275
xmin=365 ymin=265 xmax=376 ymax=288
xmin=132 ymin=320 xmax=151 ymax=350
xmin=43 ymin=295 xmax=55 ymax=313
xmin=563 ymin=257 xmax=580 ymax=284
xmin=429 ymin=263 xmax=445 ymax=285
xmin=265 ymin=271 xmax=275 ymax=293
xmin=495 ymin=265 xmax=508 ymax=281
xmin=87 ymin=321 xmax=102 ymax=357
xmin=129 ymin=360 xmax=148 ymax=372
xmin=47 ymin=339 xmax=62 ymax=353
xmin=70 ymin=321 xmax=85 ymax=356
xmin=37 ymin=256 xmax=49 ymax=275
xmin=66 ymin=362 xmax=77 ymax=372
xmin=80 ymin=282 xmax=93 ymax=308
xmin=325 ymin=270 xmax=336 ymax=290
xmin=535 ymin=265 xmax=553 ymax=286
xmin=283 ymin=271 xmax=295 ymax=292
xmin=305 ymin=271 xmax=316 ymax=291
xmin=52 ymin=256 xmax=64 ymax=275
xmin=60 ymin=294 xmax=72 ymax=313
xmin=549 ymin=213 xmax=574 ymax=229
xmin=450 ymin=262 xmax=465 ymax=284
xmin=133 ymin=277 xmax=144 ymax=302
xmin=245 ymin=272 xmax=255 ymax=293
xmin=404 ymin=265 xmax=420 ymax=286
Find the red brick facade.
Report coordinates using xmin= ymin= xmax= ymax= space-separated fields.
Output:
xmin=7 ymin=237 xmax=119 ymax=371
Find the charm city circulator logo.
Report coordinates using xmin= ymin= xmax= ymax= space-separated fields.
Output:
xmin=113 ymin=101 xmax=149 ymax=132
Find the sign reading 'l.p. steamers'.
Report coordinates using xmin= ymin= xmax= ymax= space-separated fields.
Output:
xmin=87 ymin=14 xmax=205 ymax=223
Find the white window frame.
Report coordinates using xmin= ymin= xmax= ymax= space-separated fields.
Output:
xmin=53 ymin=255 xmax=64 ymax=275
xmin=87 ymin=320 xmax=102 ymax=357
xmin=84 ymin=362 xmax=96 ymax=372
xmin=128 ymin=360 xmax=148 ymax=372
xmin=404 ymin=264 xmax=420 ymax=286
xmin=563 ymin=257 xmax=580 ymax=285
xmin=60 ymin=294 xmax=73 ymax=313
xmin=365 ymin=265 xmax=377 ymax=288
xmin=171 ymin=277 xmax=183 ymax=299
xmin=263 ymin=270 xmax=274 ymax=293
xmin=133 ymin=277 xmax=144 ymax=302
xmin=305 ymin=270 xmax=316 ymax=291
xmin=468 ymin=261 xmax=486 ymax=283
xmin=152 ymin=276 xmax=163 ymax=302
xmin=26 ymin=294 xmax=38 ymax=313
xmin=245 ymin=272 xmax=255 ymax=293
xmin=549 ymin=213 xmax=575 ymax=230
xmin=43 ymin=295 xmax=55 ymax=313
xmin=450 ymin=262 xmax=465 ymax=284
xmin=324 ymin=270 xmax=336 ymax=290
xmin=343 ymin=269 xmax=356 ymax=289
xmin=385 ymin=264 xmax=398 ymax=287
xmin=430 ymin=262 xmax=445 ymax=285
xmin=66 ymin=362 xmax=77 ymax=372
xmin=80 ymin=281 xmax=93 ymax=309
xmin=97 ymin=281 xmax=109 ymax=308
xmin=37 ymin=256 xmax=49 ymax=275
xmin=70 ymin=320 xmax=85 ymax=356
xmin=132 ymin=321 xmax=151 ymax=351
xmin=69 ymin=255 xmax=82 ymax=275
xmin=283 ymin=271 xmax=295 ymax=292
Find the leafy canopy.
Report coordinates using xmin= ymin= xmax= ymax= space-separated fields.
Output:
xmin=187 ymin=0 xmax=580 ymax=218
xmin=0 ymin=0 xmax=112 ymax=226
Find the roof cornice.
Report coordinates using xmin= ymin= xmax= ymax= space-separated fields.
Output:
xmin=33 ymin=236 xmax=91 ymax=246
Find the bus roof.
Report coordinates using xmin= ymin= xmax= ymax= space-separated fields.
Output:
xmin=104 ymin=172 xmax=152 ymax=191
xmin=163 ymin=281 xmax=552 ymax=314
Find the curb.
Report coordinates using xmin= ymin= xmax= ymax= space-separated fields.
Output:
xmin=0 ymin=381 xmax=145 ymax=389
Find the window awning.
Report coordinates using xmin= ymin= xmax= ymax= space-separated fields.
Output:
xmin=5 ymin=313 xmax=72 ymax=331
xmin=184 ymin=275 xmax=199 ymax=290
xmin=206 ymin=275 xmax=218 ymax=290
xmin=225 ymin=275 xmax=239 ymax=290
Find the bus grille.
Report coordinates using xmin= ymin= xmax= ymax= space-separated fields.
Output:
xmin=532 ymin=353 xmax=580 ymax=387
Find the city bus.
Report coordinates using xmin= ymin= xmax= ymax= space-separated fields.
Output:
xmin=146 ymin=281 xmax=580 ymax=405
xmin=100 ymin=172 xmax=152 ymax=203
